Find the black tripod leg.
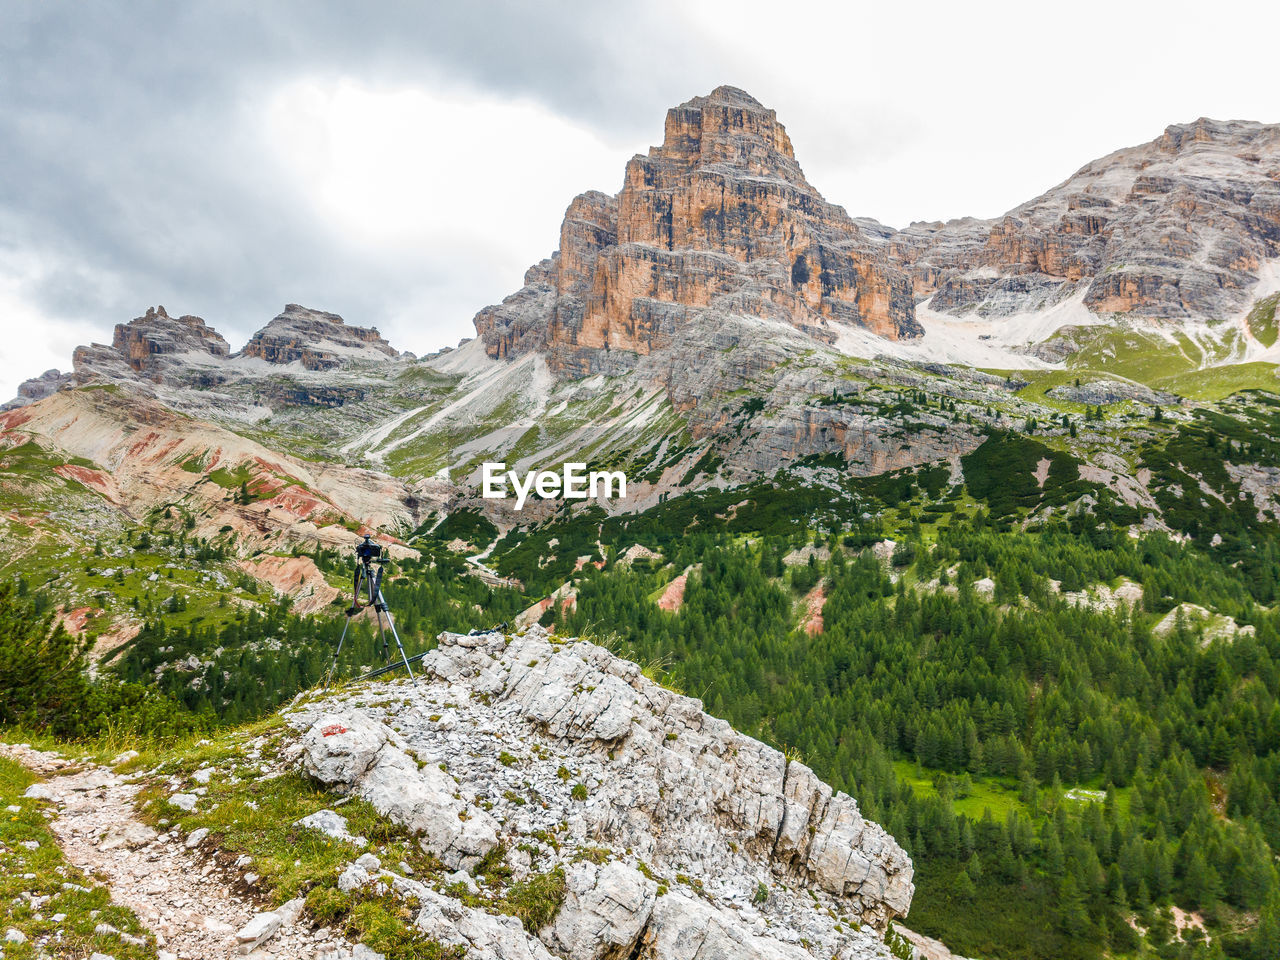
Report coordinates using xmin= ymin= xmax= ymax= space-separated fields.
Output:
xmin=371 ymin=601 xmax=390 ymax=662
xmin=325 ymin=616 xmax=353 ymax=689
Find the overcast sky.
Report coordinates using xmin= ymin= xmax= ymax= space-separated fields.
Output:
xmin=2 ymin=0 xmax=1278 ymax=401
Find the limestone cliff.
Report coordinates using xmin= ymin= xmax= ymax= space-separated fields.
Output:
xmin=287 ymin=625 xmax=913 ymax=960
xmin=70 ymin=305 xmax=231 ymax=385
xmin=893 ymin=118 xmax=1280 ymax=321
xmin=474 ymin=86 xmax=920 ymax=377
xmin=239 ymin=303 xmax=400 ymax=370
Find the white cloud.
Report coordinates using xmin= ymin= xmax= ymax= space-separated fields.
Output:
xmin=263 ymin=79 xmax=627 ymax=253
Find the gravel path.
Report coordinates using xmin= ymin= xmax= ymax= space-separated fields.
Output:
xmin=0 ymin=743 xmax=349 ymax=960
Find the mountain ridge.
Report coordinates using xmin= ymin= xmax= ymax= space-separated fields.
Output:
xmin=4 ymin=88 xmax=1280 ymax=582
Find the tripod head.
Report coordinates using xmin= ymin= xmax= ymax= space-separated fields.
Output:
xmin=354 ymin=533 xmax=385 ymax=565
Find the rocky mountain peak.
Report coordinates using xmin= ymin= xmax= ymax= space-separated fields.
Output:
xmin=1156 ymin=116 xmax=1272 ymax=154
xmin=895 ymin=116 xmax=1280 ymax=323
xmin=7 ymin=301 xmax=408 ymax=410
xmin=473 ymin=86 xmax=918 ymax=379
xmin=238 ymin=304 xmax=400 ymax=370
xmin=63 ymin=306 xmax=231 ymax=386
xmin=651 ymin=85 xmax=806 ymax=186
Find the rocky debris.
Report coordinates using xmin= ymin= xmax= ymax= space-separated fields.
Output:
xmin=1046 ymin=379 xmax=1177 ymax=407
xmin=657 ymin=572 xmax=688 ymax=612
xmin=1227 ymin=461 xmax=1280 ymax=521
xmin=1153 ymin=603 xmax=1255 ymax=645
xmin=896 ymin=924 xmax=976 ymax=960
xmin=286 ymin=625 xmax=912 ymax=960
xmin=238 ymin=555 xmax=340 ymax=615
xmin=0 ymin=742 xmax=362 ymax=960
xmin=299 ymin=714 xmax=502 ymax=870
xmin=1061 ymin=578 xmax=1144 ymax=612
xmin=475 ymin=86 xmax=919 ymax=380
xmin=620 ymin=544 xmax=663 ymax=564
xmin=783 ymin=544 xmax=830 ymax=567
xmin=409 ymin=883 xmax=557 ymax=960
xmin=238 ymin=304 xmax=399 ymax=371
xmin=801 ymin=584 xmax=826 ymax=637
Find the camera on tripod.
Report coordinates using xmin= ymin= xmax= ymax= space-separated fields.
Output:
xmin=325 ymin=532 xmax=418 ymax=687
xmin=354 ymin=533 xmax=384 ymax=564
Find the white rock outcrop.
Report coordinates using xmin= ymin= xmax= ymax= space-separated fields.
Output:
xmin=287 ymin=626 xmax=912 ymax=960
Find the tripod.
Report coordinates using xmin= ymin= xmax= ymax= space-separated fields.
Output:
xmin=325 ymin=535 xmax=417 ymax=687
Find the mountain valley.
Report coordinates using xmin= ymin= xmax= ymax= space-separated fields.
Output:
xmin=4 ymin=86 xmax=1280 ymax=960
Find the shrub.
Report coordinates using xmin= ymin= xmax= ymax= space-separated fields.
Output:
xmin=503 ymin=867 xmax=567 ymax=933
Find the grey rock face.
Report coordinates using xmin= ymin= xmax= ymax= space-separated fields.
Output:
xmin=238 ymin=304 xmax=399 ymax=370
xmin=293 ymin=809 xmax=368 ymax=848
xmin=299 ymin=711 xmax=500 ymax=869
xmin=1046 ymin=380 xmax=1178 ymax=406
xmin=3 ymin=368 xmax=73 ymax=409
xmin=70 ymin=305 xmax=231 ymax=386
xmin=545 ymin=861 xmax=657 ymax=960
xmin=286 ymin=626 xmax=912 ymax=960
xmin=896 ymin=118 xmax=1280 ymax=323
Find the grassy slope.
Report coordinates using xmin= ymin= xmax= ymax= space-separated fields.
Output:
xmin=1246 ymin=293 xmax=1279 ymax=348
xmin=1154 ymin=362 xmax=1280 ymax=402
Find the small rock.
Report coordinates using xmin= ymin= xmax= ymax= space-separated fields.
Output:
xmin=5 ymin=928 xmax=27 ymax=944
xmin=99 ymin=821 xmax=157 ymax=852
xmin=192 ymin=767 xmax=214 ymax=784
xmin=186 ymin=827 xmax=210 ymax=849
xmin=354 ymin=852 xmax=381 ymax=872
xmin=446 ymin=869 xmax=478 ymax=894
xmin=169 ymin=794 xmax=198 ymax=812
xmin=22 ymin=784 xmax=55 ymax=801
xmin=235 ymin=912 xmax=283 ymax=950
xmin=293 ymin=809 xmax=368 ymax=848
xmin=337 ymin=863 xmax=370 ymax=893
xmin=235 ymin=897 xmax=304 ymax=953
xmin=110 ymin=750 xmax=140 ymax=766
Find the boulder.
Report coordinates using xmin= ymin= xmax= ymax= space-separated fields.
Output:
xmin=543 ymin=861 xmax=657 ymax=959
